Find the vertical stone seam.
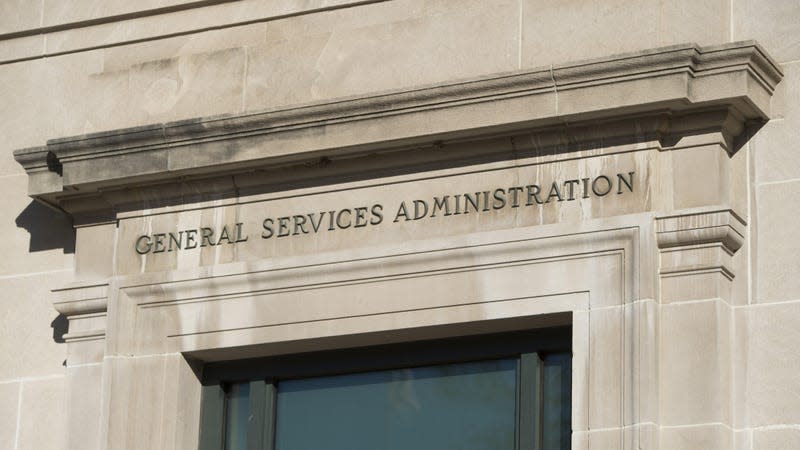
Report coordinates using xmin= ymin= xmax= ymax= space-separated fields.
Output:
xmin=13 ymin=382 xmax=22 ymax=450
xmin=746 ymin=140 xmax=753 ymax=306
xmin=38 ymin=0 xmax=45 ymax=27
xmin=549 ymin=65 xmax=558 ymax=115
xmin=39 ymin=0 xmax=46 ymax=56
xmin=517 ymin=0 xmax=523 ymax=69
xmin=729 ymin=0 xmax=735 ymax=42
xmin=241 ymin=46 xmax=249 ymax=112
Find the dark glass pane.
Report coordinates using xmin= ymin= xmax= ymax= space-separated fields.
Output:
xmin=542 ymin=352 xmax=572 ymax=449
xmin=224 ymin=382 xmax=250 ymax=450
xmin=275 ymin=359 xmax=517 ymax=450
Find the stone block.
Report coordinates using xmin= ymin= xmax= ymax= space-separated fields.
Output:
xmin=521 ymin=0 xmax=659 ymax=67
xmin=669 ymin=145 xmax=730 ymax=210
xmin=660 ymin=299 xmax=731 ymax=425
xmin=102 ymin=22 xmax=266 ymax=73
xmin=660 ymin=269 xmax=732 ymax=303
xmin=657 ymin=0 xmax=730 ymax=47
xmin=0 ymin=34 xmax=44 ymax=63
xmin=0 ymin=381 xmax=20 ymax=450
xmin=753 ymin=62 xmax=800 ymax=184
xmin=65 ymin=363 xmax=103 ymax=450
xmin=0 ymin=271 xmax=70 ymax=380
xmin=42 ymin=0 xmax=199 ymax=27
xmin=659 ymin=424 xmax=732 ymax=450
xmin=734 ymin=0 xmax=800 ymax=63
xmin=588 ymin=306 xmax=623 ymax=429
xmin=67 ymin=338 xmax=105 ymax=366
xmin=0 ymin=175 xmax=74 ymax=277
xmin=41 ymin=0 xmax=368 ymax=57
xmin=756 ymin=180 xmax=800 ymax=302
xmin=753 ymin=428 xmax=800 ymax=449
xmin=0 ymin=0 xmax=42 ymax=35
xmin=734 ymin=430 xmax=752 ymax=450
xmin=585 ymin=429 xmax=622 ymax=450
xmin=0 ymin=52 xmax=103 ymax=176
xmin=771 ymin=61 xmax=800 ymax=120
xmin=75 ymin=223 xmax=116 ymax=281
xmin=17 ymin=376 xmax=67 ymax=450
xmin=127 ymin=47 xmax=246 ymax=124
xmin=104 ymin=353 xmax=201 ymax=450
xmin=746 ymin=301 xmax=800 ymax=426
xmin=247 ymin=0 xmax=519 ymax=109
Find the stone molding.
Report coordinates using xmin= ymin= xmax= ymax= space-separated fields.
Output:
xmin=52 ymin=282 xmax=108 ymax=345
xmin=656 ymin=209 xmax=745 ymax=304
xmin=99 ymin=216 xmax=656 ymax=449
xmin=13 ymin=41 xmax=782 ymax=219
xmin=656 ymin=208 xmax=745 ymax=254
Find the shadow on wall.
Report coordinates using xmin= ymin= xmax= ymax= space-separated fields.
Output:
xmin=51 ymin=313 xmax=68 ymax=344
xmin=15 ymin=200 xmax=75 ymax=253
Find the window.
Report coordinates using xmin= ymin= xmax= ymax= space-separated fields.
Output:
xmin=199 ymin=327 xmax=571 ymax=450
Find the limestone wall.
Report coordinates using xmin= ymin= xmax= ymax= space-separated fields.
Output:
xmin=1 ymin=1 xmax=798 ymax=449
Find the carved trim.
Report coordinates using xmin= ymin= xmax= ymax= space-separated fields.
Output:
xmin=656 ymin=209 xmax=745 ymax=254
xmin=13 ymin=41 xmax=782 ymax=217
xmin=52 ymin=282 xmax=109 ymax=316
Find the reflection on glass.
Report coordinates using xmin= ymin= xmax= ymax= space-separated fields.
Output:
xmin=275 ymin=359 xmax=517 ymax=450
xmin=224 ymin=382 xmax=250 ymax=450
xmin=542 ymin=352 xmax=572 ymax=449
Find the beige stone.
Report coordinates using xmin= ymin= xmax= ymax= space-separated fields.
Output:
xmin=753 ymin=428 xmax=800 ymax=449
xmin=17 ymin=376 xmax=67 ymax=450
xmin=42 ymin=0 xmax=202 ymax=27
xmin=0 ymin=2 xmax=794 ymax=445
xmin=65 ymin=363 xmax=102 ymax=450
xmin=0 ymin=175 xmax=74 ymax=277
xmin=0 ymin=0 xmax=42 ymax=35
xmin=103 ymin=354 xmax=201 ymax=450
xmin=588 ymin=307 xmax=623 ymax=430
xmin=128 ymin=47 xmax=246 ymax=124
xmin=0 ymin=381 xmax=20 ymax=450
xmin=756 ymin=180 xmax=800 ymax=302
xmin=771 ymin=61 xmax=800 ymax=120
xmin=660 ymin=299 xmax=731 ymax=425
xmin=39 ymin=0 xmax=382 ymax=58
xmin=734 ymin=0 xmax=800 ymax=63
xmin=0 ymin=34 xmax=44 ymax=63
xmin=669 ymin=145 xmax=731 ymax=210
xmin=522 ymin=0 xmax=730 ymax=68
xmin=585 ymin=429 xmax=622 ymax=450
xmin=75 ymin=223 xmax=116 ymax=281
xmin=659 ymin=424 xmax=732 ymax=450
xmin=661 ymin=269 xmax=732 ymax=303
xmin=746 ymin=301 xmax=800 ymax=427
xmin=0 ymin=52 xmax=103 ymax=176
xmin=101 ymin=22 xmax=266 ymax=73
xmin=734 ymin=430 xmax=752 ymax=450
xmin=0 ymin=271 xmax=71 ymax=379
xmin=521 ymin=0 xmax=659 ymax=67
xmin=658 ymin=0 xmax=730 ymax=47
xmin=753 ymin=62 xmax=800 ymax=184
xmin=247 ymin=0 xmax=519 ymax=109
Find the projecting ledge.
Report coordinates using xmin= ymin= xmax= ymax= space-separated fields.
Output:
xmin=13 ymin=41 xmax=782 ymax=215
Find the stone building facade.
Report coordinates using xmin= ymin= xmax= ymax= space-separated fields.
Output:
xmin=1 ymin=1 xmax=799 ymax=449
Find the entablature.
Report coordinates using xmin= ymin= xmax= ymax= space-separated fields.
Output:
xmin=13 ymin=41 xmax=782 ymax=222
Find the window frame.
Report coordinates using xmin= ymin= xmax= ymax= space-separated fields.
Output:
xmin=198 ymin=326 xmax=571 ymax=450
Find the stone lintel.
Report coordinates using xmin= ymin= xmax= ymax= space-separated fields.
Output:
xmin=12 ymin=41 xmax=782 ymax=219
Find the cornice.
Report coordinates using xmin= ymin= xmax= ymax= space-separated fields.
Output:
xmin=13 ymin=41 xmax=783 ymax=218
